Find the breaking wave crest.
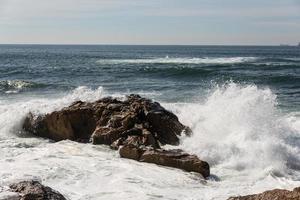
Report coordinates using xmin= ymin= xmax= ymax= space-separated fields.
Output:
xmin=164 ymin=83 xmax=300 ymax=181
xmin=0 ymin=80 xmax=44 ymax=94
xmin=97 ymin=57 xmax=257 ymax=64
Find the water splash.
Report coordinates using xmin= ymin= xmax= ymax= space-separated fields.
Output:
xmin=164 ymin=83 xmax=300 ymax=179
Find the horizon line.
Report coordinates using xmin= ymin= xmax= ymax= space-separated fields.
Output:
xmin=0 ymin=43 xmax=299 ymax=47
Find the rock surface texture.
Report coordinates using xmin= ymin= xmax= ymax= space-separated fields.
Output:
xmin=228 ymin=187 xmax=300 ymax=200
xmin=23 ymin=94 xmax=210 ymax=178
xmin=8 ymin=180 xmax=66 ymax=200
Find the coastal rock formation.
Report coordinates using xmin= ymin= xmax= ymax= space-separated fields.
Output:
xmin=228 ymin=187 xmax=300 ymax=200
xmin=119 ymin=145 xmax=210 ymax=177
xmin=8 ymin=180 xmax=66 ymax=200
xmin=23 ymin=95 xmax=209 ymax=178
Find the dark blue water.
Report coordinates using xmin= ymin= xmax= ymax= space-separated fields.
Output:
xmin=0 ymin=45 xmax=299 ymax=110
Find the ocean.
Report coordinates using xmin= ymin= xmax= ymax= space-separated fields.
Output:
xmin=0 ymin=45 xmax=299 ymax=199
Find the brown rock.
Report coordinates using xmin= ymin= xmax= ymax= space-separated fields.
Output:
xmin=23 ymin=106 xmax=96 ymax=142
xmin=9 ymin=180 xmax=66 ymax=200
xmin=140 ymin=148 xmax=210 ymax=178
xmin=119 ymin=144 xmax=210 ymax=178
xmin=119 ymin=144 xmax=146 ymax=160
xmin=228 ymin=187 xmax=300 ymax=200
xmin=91 ymin=126 xmax=124 ymax=145
xmin=23 ymin=94 xmax=189 ymax=146
xmin=146 ymin=110 xmax=190 ymax=145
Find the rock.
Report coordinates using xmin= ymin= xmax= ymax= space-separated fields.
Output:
xmin=228 ymin=187 xmax=300 ymax=200
xmin=23 ymin=94 xmax=188 ymax=146
xmin=9 ymin=180 xmax=66 ymax=200
xmin=91 ymin=126 xmax=124 ymax=145
xmin=23 ymin=106 xmax=96 ymax=142
xmin=23 ymin=94 xmax=210 ymax=178
xmin=119 ymin=144 xmax=146 ymax=160
xmin=119 ymin=144 xmax=210 ymax=178
xmin=140 ymin=148 xmax=210 ymax=178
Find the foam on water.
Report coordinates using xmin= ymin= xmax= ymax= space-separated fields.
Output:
xmin=97 ymin=57 xmax=257 ymax=64
xmin=0 ymin=80 xmax=43 ymax=94
xmin=0 ymin=83 xmax=299 ymax=199
xmin=168 ymin=83 xmax=300 ymax=173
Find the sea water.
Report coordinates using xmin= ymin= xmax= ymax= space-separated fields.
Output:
xmin=0 ymin=45 xmax=299 ymax=199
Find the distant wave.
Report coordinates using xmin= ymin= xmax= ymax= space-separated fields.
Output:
xmin=96 ymin=57 xmax=257 ymax=64
xmin=0 ymin=80 xmax=44 ymax=94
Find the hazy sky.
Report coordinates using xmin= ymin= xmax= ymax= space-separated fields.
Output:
xmin=0 ymin=0 xmax=300 ymax=45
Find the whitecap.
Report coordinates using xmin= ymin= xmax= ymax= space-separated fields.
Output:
xmin=96 ymin=57 xmax=257 ymax=65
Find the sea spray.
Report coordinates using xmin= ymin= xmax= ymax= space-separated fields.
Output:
xmin=0 ymin=86 xmax=106 ymax=139
xmin=165 ymin=83 xmax=300 ymax=181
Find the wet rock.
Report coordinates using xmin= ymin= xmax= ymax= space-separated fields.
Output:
xmin=146 ymin=110 xmax=187 ymax=145
xmin=23 ymin=107 xmax=96 ymax=142
xmin=119 ymin=144 xmax=210 ymax=178
xmin=91 ymin=126 xmax=124 ymax=145
xmin=9 ymin=180 xmax=66 ymax=200
xmin=228 ymin=187 xmax=300 ymax=200
xmin=140 ymin=148 xmax=210 ymax=178
xmin=23 ymin=94 xmax=187 ymax=146
xmin=119 ymin=144 xmax=146 ymax=160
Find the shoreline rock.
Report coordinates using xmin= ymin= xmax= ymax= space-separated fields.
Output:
xmin=119 ymin=145 xmax=210 ymax=177
xmin=228 ymin=187 xmax=300 ymax=200
xmin=6 ymin=180 xmax=66 ymax=200
xmin=23 ymin=94 xmax=209 ymax=178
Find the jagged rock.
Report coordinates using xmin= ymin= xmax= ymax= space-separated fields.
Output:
xmin=23 ymin=94 xmax=188 ymax=146
xmin=91 ymin=126 xmax=124 ymax=145
xmin=23 ymin=105 xmax=96 ymax=142
xmin=228 ymin=187 xmax=300 ymax=200
xmin=119 ymin=144 xmax=210 ymax=178
xmin=9 ymin=180 xmax=66 ymax=200
xmin=23 ymin=94 xmax=210 ymax=178
xmin=119 ymin=143 xmax=146 ymax=160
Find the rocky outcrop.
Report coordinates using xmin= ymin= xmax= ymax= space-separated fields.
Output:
xmin=228 ymin=187 xmax=300 ymax=200
xmin=23 ymin=95 xmax=190 ymax=146
xmin=119 ymin=145 xmax=210 ymax=178
xmin=23 ymin=94 xmax=209 ymax=178
xmin=8 ymin=180 xmax=66 ymax=200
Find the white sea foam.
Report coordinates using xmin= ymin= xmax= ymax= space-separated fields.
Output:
xmin=97 ymin=57 xmax=257 ymax=65
xmin=0 ymin=84 xmax=299 ymax=200
xmin=0 ymin=80 xmax=34 ymax=89
xmin=171 ymin=83 xmax=300 ymax=171
xmin=0 ymin=80 xmax=38 ymax=94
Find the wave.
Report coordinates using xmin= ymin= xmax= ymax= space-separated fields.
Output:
xmin=0 ymin=84 xmax=299 ymax=199
xmin=139 ymin=66 xmax=215 ymax=78
xmin=163 ymin=83 xmax=300 ymax=180
xmin=97 ymin=57 xmax=257 ymax=65
xmin=0 ymin=80 xmax=44 ymax=94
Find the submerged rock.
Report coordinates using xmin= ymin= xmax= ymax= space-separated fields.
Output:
xmin=228 ymin=187 xmax=300 ymax=200
xmin=23 ymin=94 xmax=209 ymax=178
xmin=9 ymin=180 xmax=66 ymax=200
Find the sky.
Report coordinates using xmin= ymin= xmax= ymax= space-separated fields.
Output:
xmin=0 ymin=0 xmax=300 ymax=45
